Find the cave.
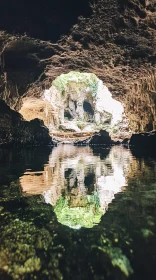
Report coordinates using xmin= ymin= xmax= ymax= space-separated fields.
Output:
xmin=0 ymin=1 xmax=156 ymax=278
xmin=18 ymin=69 xmax=129 ymax=142
xmin=42 ymin=71 xmax=127 ymax=138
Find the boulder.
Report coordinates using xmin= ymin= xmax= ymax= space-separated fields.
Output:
xmin=90 ymin=130 xmax=113 ymax=145
xmin=129 ymin=131 xmax=156 ymax=149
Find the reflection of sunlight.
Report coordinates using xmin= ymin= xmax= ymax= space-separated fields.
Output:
xmin=20 ymin=145 xmax=132 ymax=229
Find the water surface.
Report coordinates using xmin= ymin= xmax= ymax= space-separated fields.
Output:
xmin=0 ymin=145 xmax=156 ymax=280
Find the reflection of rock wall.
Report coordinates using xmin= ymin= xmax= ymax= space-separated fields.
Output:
xmin=96 ymin=146 xmax=132 ymax=212
xmin=20 ymin=167 xmax=51 ymax=196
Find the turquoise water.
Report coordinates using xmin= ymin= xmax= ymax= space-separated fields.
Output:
xmin=0 ymin=145 xmax=156 ymax=280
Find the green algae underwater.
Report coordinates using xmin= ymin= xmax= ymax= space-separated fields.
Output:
xmin=0 ymin=146 xmax=156 ymax=280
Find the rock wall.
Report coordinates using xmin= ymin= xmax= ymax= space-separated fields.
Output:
xmin=0 ymin=0 xmax=155 ymax=135
xmin=0 ymin=100 xmax=52 ymax=146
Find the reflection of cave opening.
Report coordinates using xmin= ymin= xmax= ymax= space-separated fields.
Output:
xmin=83 ymin=100 xmax=94 ymax=122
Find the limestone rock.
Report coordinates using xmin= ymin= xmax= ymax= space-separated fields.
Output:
xmin=59 ymin=122 xmax=81 ymax=132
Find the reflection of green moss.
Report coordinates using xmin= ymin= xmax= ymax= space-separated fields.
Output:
xmin=141 ymin=228 xmax=154 ymax=238
xmin=52 ymin=71 xmax=98 ymax=97
xmin=54 ymin=192 xmax=103 ymax=229
xmin=0 ymin=181 xmax=64 ymax=280
xmin=0 ymin=212 xmax=64 ymax=280
xmin=0 ymin=220 xmax=46 ymax=278
xmin=110 ymin=247 xmax=133 ymax=277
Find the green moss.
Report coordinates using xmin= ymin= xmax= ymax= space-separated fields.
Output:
xmin=141 ymin=228 xmax=154 ymax=238
xmin=52 ymin=71 xmax=98 ymax=97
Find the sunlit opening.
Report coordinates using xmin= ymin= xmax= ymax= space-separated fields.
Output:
xmin=43 ymin=72 xmax=126 ymax=136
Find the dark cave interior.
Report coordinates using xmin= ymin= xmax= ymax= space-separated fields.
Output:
xmin=0 ymin=0 xmax=92 ymax=41
xmin=83 ymin=100 xmax=94 ymax=122
xmin=64 ymin=110 xmax=73 ymax=120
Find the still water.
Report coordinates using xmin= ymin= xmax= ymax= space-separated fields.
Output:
xmin=0 ymin=145 xmax=156 ymax=280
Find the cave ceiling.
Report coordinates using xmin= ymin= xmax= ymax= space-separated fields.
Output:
xmin=0 ymin=0 xmax=92 ymax=41
xmin=0 ymin=0 xmax=155 ymax=133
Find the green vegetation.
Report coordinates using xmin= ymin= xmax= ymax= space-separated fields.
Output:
xmin=54 ymin=192 xmax=103 ymax=229
xmin=52 ymin=71 xmax=98 ymax=97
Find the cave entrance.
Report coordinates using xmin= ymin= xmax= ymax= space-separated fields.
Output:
xmin=43 ymin=71 xmax=128 ymax=139
xmin=83 ymin=100 xmax=94 ymax=122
